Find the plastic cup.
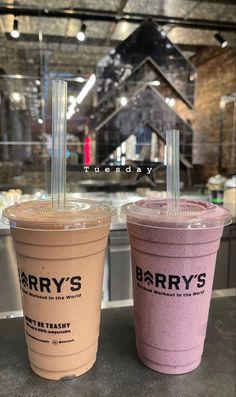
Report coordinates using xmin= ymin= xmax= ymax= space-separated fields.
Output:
xmin=3 ymin=199 xmax=114 ymax=380
xmin=122 ymin=198 xmax=231 ymax=375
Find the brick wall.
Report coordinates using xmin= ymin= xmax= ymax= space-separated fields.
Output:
xmin=191 ymin=47 xmax=236 ymax=182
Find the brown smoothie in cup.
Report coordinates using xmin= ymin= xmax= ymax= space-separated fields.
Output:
xmin=3 ymin=199 xmax=114 ymax=380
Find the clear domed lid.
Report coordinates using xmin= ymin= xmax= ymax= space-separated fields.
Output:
xmin=121 ymin=199 xmax=231 ymax=229
xmin=3 ymin=199 xmax=115 ymax=230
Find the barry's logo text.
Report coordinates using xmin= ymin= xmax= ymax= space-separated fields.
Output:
xmin=136 ymin=266 xmax=206 ymax=290
xmin=18 ymin=269 xmax=81 ymax=294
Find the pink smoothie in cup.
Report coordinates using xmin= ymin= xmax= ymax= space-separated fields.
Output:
xmin=122 ymin=198 xmax=231 ymax=374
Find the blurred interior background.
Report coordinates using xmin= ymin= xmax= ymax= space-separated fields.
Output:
xmin=0 ymin=0 xmax=235 ymax=195
xmin=0 ymin=1 xmax=235 ymax=310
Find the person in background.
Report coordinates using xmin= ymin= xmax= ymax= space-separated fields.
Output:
xmin=24 ymin=144 xmax=43 ymax=169
xmin=67 ymin=137 xmax=82 ymax=166
xmin=136 ymin=123 xmax=152 ymax=161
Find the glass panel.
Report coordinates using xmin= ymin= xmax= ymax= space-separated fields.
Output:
xmin=0 ymin=17 xmax=195 ymax=192
xmin=97 ymin=19 xmax=196 ymax=108
xmin=97 ymin=86 xmax=193 ymax=164
xmin=0 ymin=77 xmax=96 ymax=154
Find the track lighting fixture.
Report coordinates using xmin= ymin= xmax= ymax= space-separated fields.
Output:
xmin=10 ymin=17 xmax=20 ymax=39
xmin=214 ymin=33 xmax=228 ymax=48
xmin=77 ymin=23 xmax=86 ymax=42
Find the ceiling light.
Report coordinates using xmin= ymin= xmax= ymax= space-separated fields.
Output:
xmin=68 ymin=95 xmax=76 ymax=104
xmin=189 ymin=73 xmax=197 ymax=82
xmin=77 ymin=23 xmax=86 ymax=42
xmin=214 ymin=33 xmax=228 ymax=48
xmin=120 ymin=96 xmax=128 ymax=106
xmin=11 ymin=92 xmax=21 ymax=102
xmin=76 ymin=77 xmax=85 ymax=83
xmin=168 ymin=98 xmax=176 ymax=107
xmin=77 ymin=73 xmax=96 ymax=104
xmin=10 ymin=17 xmax=20 ymax=39
xmin=165 ymin=97 xmax=176 ymax=107
xmin=37 ymin=118 xmax=43 ymax=124
xmin=150 ymin=80 xmax=160 ymax=87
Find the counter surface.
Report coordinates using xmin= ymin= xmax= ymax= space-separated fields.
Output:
xmin=0 ymin=296 xmax=235 ymax=397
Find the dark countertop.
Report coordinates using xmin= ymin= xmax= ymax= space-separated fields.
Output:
xmin=0 ymin=297 xmax=235 ymax=397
